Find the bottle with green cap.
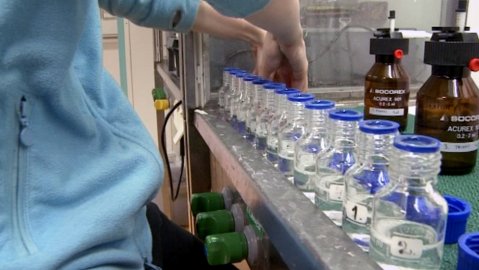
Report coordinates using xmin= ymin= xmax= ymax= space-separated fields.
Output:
xmin=205 ymin=225 xmax=265 ymax=269
xmin=190 ymin=187 xmax=234 ymax=216
xmin=195 ymin=204 xmax=246 ymax=240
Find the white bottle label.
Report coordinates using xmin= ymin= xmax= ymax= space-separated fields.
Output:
xmin=369 ymin=107 xmax=405 ymax=116
xmin=390 ymin=236 xmax=423 ymax=259
xmin=441 ymin=141 xmax=479 ymax=153
xmin=328 ymin=184 xmax=344 ymax=202
xmin=280 ymin=141 xmax=295 ymax=155
xmin=345 ymin=201 xmax=368 ymax=224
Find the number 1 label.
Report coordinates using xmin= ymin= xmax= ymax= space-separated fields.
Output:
xmin=345 ymin=201 xmax=368 ymax=224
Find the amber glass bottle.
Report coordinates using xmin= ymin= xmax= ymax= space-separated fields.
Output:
xmin=415 ymin=27 xmax=479 ymax=175
xmin=364 ymin=30 xmax=410 ymax=131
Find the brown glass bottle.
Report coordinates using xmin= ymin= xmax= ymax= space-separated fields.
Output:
xmin=415 ymin=66 xmax=479 ymax=175
xmin=364 ymin=55 xmax=410 ymax=131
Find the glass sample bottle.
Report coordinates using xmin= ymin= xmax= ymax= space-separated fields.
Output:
xmin=229 ymin=71 xmax=247 ymax=128
xmin=255 ymin=82 xmax=286 ymax=156
xmin=369 ymin=135 xmax=448 ymax=270
xmin=294 ymin=100 xmax=335 ymax=192
xmin=238 ymin=75 xmax=258 ymax=139
xmin=266 ymin=88 xmax=300 ymax=165
xmin=364 ymin=28 xmax=410 ymax=131
xmin=224 ymin=69 xmax=241 ymax=119
xmin=218 ymin=67 xmax=237 ymax=108
xmin=414 ymin=27 xmax=479 ymax=175
xmin=313 ymin=109 xmax=363 ymax=226
xmin=342 ymin=120 xmax=399 ymax=251
xmin=246 ymin=78 xmax=269 ymax=146
xmin=278 ymin=93 xmax=315 ymax=179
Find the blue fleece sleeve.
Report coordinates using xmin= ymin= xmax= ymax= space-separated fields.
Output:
xmin=206 ymin=0 xmax=271 ymax=18
xmin=99 ymin=0 xmax=200 ymax=32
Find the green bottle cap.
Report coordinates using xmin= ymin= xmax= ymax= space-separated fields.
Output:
xmin=191 ymin=192 xmax=225 ymax=216
xmin=205 ymin=232 xmax=248 ymax=265
xmin=196 ymin=210 xmax=235 ymax=240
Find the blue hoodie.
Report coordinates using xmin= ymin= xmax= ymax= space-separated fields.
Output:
xmin=0 ymin=0 xmax=269 ymax=269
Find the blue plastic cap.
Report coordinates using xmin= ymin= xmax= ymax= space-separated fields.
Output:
xmin=252 ymin=79 xmax=269 ymax=85
xmin=244 ymin=75 xmax=258 ymax=81
xmin=305 ymin=99 xmax=335 ymax=110
xmin=234 ymin=72 xmax=248 ymax=78
xmin=359 ymin=120 xmax=400 ymax=135
xmin=457 ymin=233 xmax=479 ymax=270
xmin=393 ymin=135 xmax=441 ymax=153
xmin=328 ymin=109 xmax=363 ymax=121
xmin=275 ymin=88 xmax=300 ymax=95
xmin=229 ymin=69 xmax=245 ymax=75
xmin=287 ymin=93 xmax=315 ymax=102
xmin=444 ymin=195 xmax=471 ymax=244
xmin=263 ymin=82 xmax=286 ymax=90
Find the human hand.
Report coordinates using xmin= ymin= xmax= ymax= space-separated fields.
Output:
xmin=255 ymin=32 xmax=308 ymax=91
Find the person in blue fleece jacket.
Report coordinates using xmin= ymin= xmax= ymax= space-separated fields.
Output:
xmin=0 ymin=0 xmax=307 ymax=269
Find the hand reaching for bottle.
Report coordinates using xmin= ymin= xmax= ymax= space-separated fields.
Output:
xmin=255 ymin=32 xmax=308 ymax=91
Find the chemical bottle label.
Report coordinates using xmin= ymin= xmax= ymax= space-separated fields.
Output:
xmin=328 ymin=184 xmax=344 ymax=202
xmin=369 ymin=107 xmax=404 ymax=116
xmin=441 ymin=141 xmax=479 ymax=153
xmin=365 ymin=87 xmax=409 ymax=116
xmin=416 ymin=101 xmax=479 ymax=152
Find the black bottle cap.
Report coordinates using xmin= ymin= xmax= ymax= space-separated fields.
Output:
xmin=424 ymin=27 xmax=479 ymax=67
xmin=370 ymin=28 xmax=409 ymax=56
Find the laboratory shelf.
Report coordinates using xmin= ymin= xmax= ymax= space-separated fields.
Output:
xmin=194 ymin=102 xmax=381 ymax=270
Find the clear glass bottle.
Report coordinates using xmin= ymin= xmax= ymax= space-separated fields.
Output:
xmin=265 ymin=88 xmax=300 ymax=165
xmin=369 ymin=135 xmax=448 ymax=270
xmin=313 ymin=109 xmax=363 ymax=226
xmin=278 ymin=93 xmax=315 ymax=180
xmin=293 ymin=99 xmax=335 ymax=192
xmin=237 ymin=75 xmax=258 ymax=138
xmin=414 ymin=27 xmax=479 ymax=175
xmin=224 ymin=69 xmax=240 ymax=119
xmin=218 ymin=67 xmax=237 ymax=108
xmin=255 ymin=82 xmax=286 ymax=156
xmin=229 ymin=71 xmax=247 ymax=128
xmin=246 ymin=78 xmax=269 ymax=146
xmin=342 ymin=120 xmax=399 ymax=252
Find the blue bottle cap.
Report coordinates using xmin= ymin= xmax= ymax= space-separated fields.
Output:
xmin=457 ymin=233 xmax=479 ymax=270
xmin=287 ymin=93 xmax=315 ymax=102
xmin=229 ymin=69 xmax=245 ymax=75
xmin=244 ymin=75 xmax=258 ymax=81
xmin=328 ymin=109 xmax=363 ymax=121
xmin=235 ymin=72 xmax=248 ymax=78
xmin=263 ymin=82 xmax=286 ymax=90
xmin=444 ymin=195 xmax=471 ymax=244
xmin=393 ymin=135 xmax=441 ymax=153
xmin=275 ymin=88 xmax=300 ymax=95
xmin=359 ymin=120 xmax=400 ymax=135
xmin=305 ymin=99 xmax=335 ymax=110
xmin=252 ymin=78 xmax=269 ymax=85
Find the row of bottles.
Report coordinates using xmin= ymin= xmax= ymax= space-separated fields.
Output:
xmin=218 ymin=69 xmax=449 ymax=268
